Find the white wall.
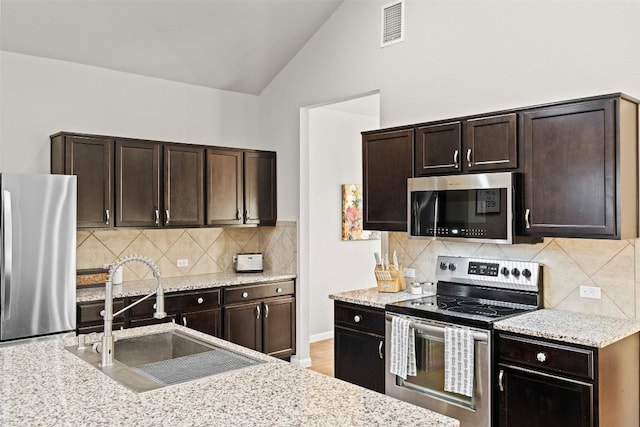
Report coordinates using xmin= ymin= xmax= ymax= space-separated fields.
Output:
xmin=0 ymin=51 xmax=260 ymax=174
xmin=259 ymin=0 xmax=640 ymax=359
xmin=307 ymin=95 xmax=380 ymax=340
xmin=260 ymin=0 xmax=640 ymax=221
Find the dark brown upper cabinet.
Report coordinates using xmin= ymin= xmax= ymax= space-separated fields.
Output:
xmin=51 ymin=133 xmax=114 ymax=228
xmin=465 ymin=113 xmax=517 ymax=171
xmin=51 ymin=132 xmax=275 ymax=230
xmin=164 ymin=144 xmax=204 ymax=227
xmin=244 ymin=151 xmax=277 ymax=226
xmin=522 ymin=96 xmax=638 ymax=239
xmin=115 ymin=139 xmax=162 ymax=227
xmin=206 ymin=148 xmax=243 ymax=226
xmin=414 ymin=114 xmax=517 ymax=176
xmin=206 ymin=149 xmax=277 ymax=226
xmin=362 ymin=128 xmax=414 ymax=231
xmin=414 ymin=122 xmax=461 ymax=175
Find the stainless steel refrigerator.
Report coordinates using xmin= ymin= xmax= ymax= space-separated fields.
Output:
xmin=1 ymin=173 xmax=76 ymax=342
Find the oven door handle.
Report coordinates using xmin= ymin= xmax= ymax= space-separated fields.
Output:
xmin=386 ymin=314 xmax=489 ymax=343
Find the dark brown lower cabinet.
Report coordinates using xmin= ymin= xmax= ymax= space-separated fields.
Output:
xmin=178 ymin=308 xmax=222 ymax=338
xmin=334 ymin=301 xmax=385 ymax=393
xmin=224 ymin=296 xmax=295 ymax=359
xmin=496 ymin=332 xmax=639 ymax=427
xmin=498 ymin=366 xmax=593 ymax=427
xmin=76 ymin=299 xmax=125 ymax=334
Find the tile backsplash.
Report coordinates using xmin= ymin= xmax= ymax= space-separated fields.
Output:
xmin=77 ymin=221 xmax=297 ymax=281
xmin=389 ymin=232 xmax=640 ymax=320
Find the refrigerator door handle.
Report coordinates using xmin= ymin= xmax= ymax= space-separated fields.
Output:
xmin=2 ymin=190 xmax=13 ymax=321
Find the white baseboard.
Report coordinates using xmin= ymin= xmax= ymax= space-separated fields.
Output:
xmin=290 ymin=355 xmax=312 ymax=368
xmin=310 ymin=330 xmax=334 ymax=343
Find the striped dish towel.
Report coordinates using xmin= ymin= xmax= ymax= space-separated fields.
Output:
xmin=444 ymin=327 xmax=474 ymax=397
xmin=389 ymin=316 xmax=417 ymax=380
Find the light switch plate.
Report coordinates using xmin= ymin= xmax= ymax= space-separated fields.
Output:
xmin=177 ymin=259 xmax=189 ymax=268
xmin=579 ymin=285 xmax=601 ymax=299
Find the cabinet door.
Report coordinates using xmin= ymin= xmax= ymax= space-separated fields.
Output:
xmin=334 ymin=327 xmax=385 ymax=393
xmin=224 ymin=301 xmax=262 ymax=352
xmin=414 ymin=122 xmax=461 ymax=176
xmin=115 ymin=139 xmax=161 ymax=227
xmin=523 ymin=99 xmax=616 ymax=237
xmin=206 ymin=148 xmax=243 ymax=225
xmin=179 ymin=308 xmax=222 ymax=338
xmin=244 ymin=151 xmax=277 ymax=226
xmin=164 ymin=144 xmax=204 ymax=226
xmin=51 ymin=134 xmax=113 ymax=228
xmin=263 ymin=297 xmax=295 ymax=358
xmin=497 ymin=367 xmax=593 ymax=427
xmin=465 ymin=113 xmax=517 ymax=171
xmin=362 ymin=129 xmax=414 ymax=231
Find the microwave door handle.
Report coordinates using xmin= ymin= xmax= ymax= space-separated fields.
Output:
xmin=2 ymin=190 xmax=13 ymax=321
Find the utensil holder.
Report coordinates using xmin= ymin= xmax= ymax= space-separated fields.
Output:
xmin=375 ymin=264 xmax=405 ymax=293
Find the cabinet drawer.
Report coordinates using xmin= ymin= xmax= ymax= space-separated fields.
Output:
xmin=128 ymin=289 xmax=221 ymax=318
xmin=498 ymin=334 xmax=594 ymax=380
xmin=334 ymin=301 xmax=384 ymax=335
xmin=170 ymin=289 xmax=221 ymax=312
xmin=77 ymin=299 xmax=125 ymax=324
xmin=224 ymin=281 xmax=294 ymax=304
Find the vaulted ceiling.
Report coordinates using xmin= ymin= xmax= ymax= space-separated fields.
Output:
xmin=0 ymin=0 xmax=343 ymax=95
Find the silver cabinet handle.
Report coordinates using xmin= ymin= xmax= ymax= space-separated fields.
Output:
xmin=236 ymin=209 xmax=242 ymax=221
xmin=242 ymin=291 xmax=249 ymax=299
xmin=154 ymin=209 xmax=160 ymax=225
xmin=2 ymin=190 xmax=13 ymax=321
xmin=100 ymin=309 xmax=105 ymax=317
xmin=182 ymin=317 xmax=187 ymax=327
xmin=466 ymin=148 xmax=472 ymax=167
xmin=276 ymin=287 xmax=283 ymax=293
xmin=264 ymin=303 xmax=269 ymax=318
xmin=453 ymin=149 xmax=459 ymax=168
xmin=256 ymin=305 xmax=261 ymax=319
xmin=536 ymin=352 xmax=547 ymax=363
xmin=165 ymin=209 xmax=170 ymax=225
xmin=525 ymin=209 xmax=531 ymax=229
xmin=197 ymin=297 xmax=204 ymax=304
xmin=245 ymin=209 xmax=250 ymax=220
xmin=378 ymin=340 xmax=384 ymax=359
xmin=498 ymin=369 xmax=504 ymax=392
xmin=353 ymin=315 xmax=361 ymax=323
xmin=105 ymin=209 xmax=110 ymax=225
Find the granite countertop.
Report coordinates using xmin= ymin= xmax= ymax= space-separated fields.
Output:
xmin=329 ymin=287 xmax=429 ymax=309
xmin=0 ymin=324 xmax=458 ymax=426
xmin=77 ymin=271 xmax=297 ymax=302
xmin=494 ymin=309 xmax=640 ymax=348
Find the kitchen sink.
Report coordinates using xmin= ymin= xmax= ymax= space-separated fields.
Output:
xmin=66 ymin=330 xmax=264 ymax=393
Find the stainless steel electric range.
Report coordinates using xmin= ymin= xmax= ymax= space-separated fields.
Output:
xmin=385 ymin=256 xmax=543 ymax=427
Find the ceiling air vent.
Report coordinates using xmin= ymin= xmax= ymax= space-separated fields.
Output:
xmin=381 ymin=0 xmax=404 ymax=47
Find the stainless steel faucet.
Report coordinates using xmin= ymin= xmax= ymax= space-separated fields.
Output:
xmin=100 ymin=255 xmax=166 ymax=367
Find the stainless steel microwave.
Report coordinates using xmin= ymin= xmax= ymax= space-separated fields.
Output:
xmin=408 ymin=172 xmax=529 ymax=244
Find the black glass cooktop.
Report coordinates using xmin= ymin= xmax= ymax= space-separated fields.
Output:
xmin=386 ymin=293 xmax=536 ymax=328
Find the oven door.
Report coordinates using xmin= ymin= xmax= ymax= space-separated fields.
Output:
xmin=385 ymin=313 xmax=492 ymax=427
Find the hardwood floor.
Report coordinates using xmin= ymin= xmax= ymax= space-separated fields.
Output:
xmin=308 ymin=338 xmax=334 ymax=377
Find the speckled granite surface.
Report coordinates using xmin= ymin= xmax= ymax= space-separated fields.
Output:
xmin=495 ymin=309 xmax=640 ymax=348
xmin=77 ymin=271 xmax=297 ymax=302
xmin=0 ymin=324 xmax=458 ymax=426
xmin=329 ymin=287 xmax=430 ymax=309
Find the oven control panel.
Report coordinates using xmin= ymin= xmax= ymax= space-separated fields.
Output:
xmin=436 ymin=256 xmax=542 ymax=292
